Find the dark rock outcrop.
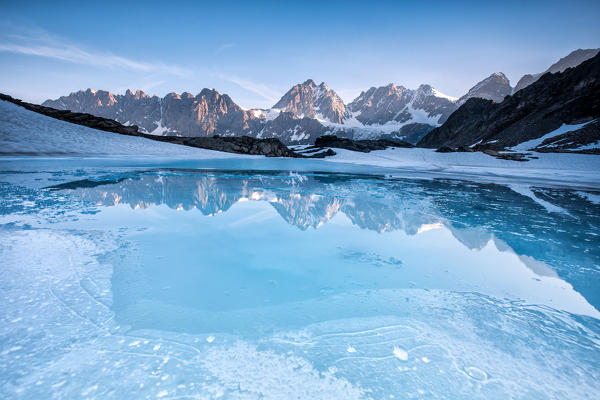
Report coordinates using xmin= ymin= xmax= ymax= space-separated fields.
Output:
xmin=314 ymin=135 xmax=413 ymax=153
xmin=160 ymin=135 xmax=301 ymax=157
xmin=417 ymin=52 xmax=600 ymax=150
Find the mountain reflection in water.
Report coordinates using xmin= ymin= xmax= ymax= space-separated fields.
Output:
xmin=50 ymin=170 xmax=600 ymax=312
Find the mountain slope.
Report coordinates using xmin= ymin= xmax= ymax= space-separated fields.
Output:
xmin=417 ymin=52 xmax=600 ymax=149
xmin=345 ymin=83 xmax=457 ymax=143
xmin=513 ymin=48 xmax=599 ymax=93
xmin=348 ymin=83 xmax=457 ymax=126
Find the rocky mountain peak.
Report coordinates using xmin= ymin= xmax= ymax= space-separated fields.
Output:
xmin=272 ymin=79 xmax=348 ymax=124
xmin=456 ymin=72 xmax=512 ymax=106
xmin=198 ymin=88 xmax=221 ymax=98
xmin=416 ymin=84 xmax=433 ymax=93
xmin=124 ymin=89 xmax=149 ymax=99
xmin=384 ymin=83 xmax=398 ymax=92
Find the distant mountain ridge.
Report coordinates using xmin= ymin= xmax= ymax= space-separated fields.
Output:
xmin=42 ymin=81 xmax=463 ymax=145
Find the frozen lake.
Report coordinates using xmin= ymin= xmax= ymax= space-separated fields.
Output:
xmin=1 ymin=158 xmax=599 ymax=399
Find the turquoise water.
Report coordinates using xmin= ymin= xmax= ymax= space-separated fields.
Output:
xmin=1 ymin=160 xmax=599 ymax=399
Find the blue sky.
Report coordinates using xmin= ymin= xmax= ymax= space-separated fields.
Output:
xmin=1 ymin=0 xmax=599 ymax=108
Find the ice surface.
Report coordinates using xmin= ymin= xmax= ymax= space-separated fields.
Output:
xmin=1 ymin=166 xmax=599 ymax=399
xmin=1 ymin=96 xmax=600 ymax=398
xmin=327 ymin=147 xmax=600 ymax=187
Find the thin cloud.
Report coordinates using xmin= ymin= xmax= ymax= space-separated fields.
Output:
xmin=215 ymin=43 xmax=236 ymax=53
xmin=0 ymin=27 xmax=191 ymax=77
xmin=216 ymin=73 xmax=281 ymax=103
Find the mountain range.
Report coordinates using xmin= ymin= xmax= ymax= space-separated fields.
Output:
xmin=42 ymin=48 xmax=598 ymax=146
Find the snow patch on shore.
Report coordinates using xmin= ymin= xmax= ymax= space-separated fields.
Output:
xmin=0 ymin=100 xmax=246 ymax=159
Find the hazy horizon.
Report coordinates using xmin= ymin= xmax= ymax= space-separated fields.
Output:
xmin=2 ymin=0 xmax=599 ymax=108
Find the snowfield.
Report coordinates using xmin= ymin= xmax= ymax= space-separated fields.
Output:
xmin=512 ymin=121 xmax=596 ymax=151
xmin=0 ymin=100 xmax=246 ymax=159
xmin=328 ymin=147 xmax=600 ymax=187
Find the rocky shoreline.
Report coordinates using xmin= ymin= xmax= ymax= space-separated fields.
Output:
xmin=314 ymin=135 xmax=413 ymax=152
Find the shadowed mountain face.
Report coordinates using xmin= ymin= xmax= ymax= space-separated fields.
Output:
xmin=418 ymin=52 xmax=600 ymax=149
xmin=48 ymin=169 xmax=600 ymax=309
xmin=513 ymin=48 xmax=600 ymax=93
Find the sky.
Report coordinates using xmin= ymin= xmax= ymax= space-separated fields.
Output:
xmin=1 ymin=0 xmax=599 ymax=108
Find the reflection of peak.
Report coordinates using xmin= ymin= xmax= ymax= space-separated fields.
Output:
xmin=270 ymin=194 xmax=341 ymax=230
xmin=494 ymin=239 xmax=559 ymax=278
xmin=447 ymin=225 xmax=491 ymax=250
xmin=341 ymin=198 xmax=402 ymax=233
